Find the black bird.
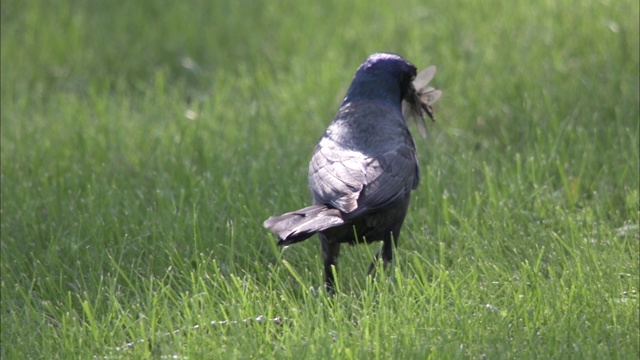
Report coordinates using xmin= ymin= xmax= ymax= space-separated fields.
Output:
xmin=264 ymin=53 xmax=441 ymax=292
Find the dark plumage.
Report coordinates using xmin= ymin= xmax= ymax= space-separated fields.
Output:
xmin=264 ymin=53 xmax=441 ymax=292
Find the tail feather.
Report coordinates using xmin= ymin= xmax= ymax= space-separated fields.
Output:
xmin=263 ymin=205 xmax=344 ymax=245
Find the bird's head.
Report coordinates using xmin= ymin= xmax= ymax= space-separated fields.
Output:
xmin=343 ymin=53 xmax=441 ymax=137
xmin=352 ymin=53 xmax=418 ymax=101
xmin=343 ymin=53 xmax=417 ymax=106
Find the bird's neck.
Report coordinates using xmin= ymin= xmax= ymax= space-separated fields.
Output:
xmin=341 ymin=75 xmax=403 ymax=110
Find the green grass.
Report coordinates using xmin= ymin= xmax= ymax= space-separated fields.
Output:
xmin=1 ymin=0 xmax=638 ymax=358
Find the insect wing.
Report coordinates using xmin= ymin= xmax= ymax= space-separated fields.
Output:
xmin=419 ymin=88 xmax=442 ymax=105
xmin=413 ymin=65 xmax=436 ymax=90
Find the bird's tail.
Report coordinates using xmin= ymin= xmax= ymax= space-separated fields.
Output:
xmin=263 ymin=205 xmax=345 ymax=246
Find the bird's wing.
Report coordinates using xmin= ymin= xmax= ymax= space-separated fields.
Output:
xmin=309 ymin=140 xmax=368 ymax=214
xmin=309 ymin=138 xmax=418 ymax=217
xmin=352 ymin=144 xmax=418 ymax=217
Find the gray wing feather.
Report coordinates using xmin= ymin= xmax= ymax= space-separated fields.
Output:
xmin=309 ymin=138 xmax=418 ymax=217
xmin=310 ymin=142 xmax=367 ymax=213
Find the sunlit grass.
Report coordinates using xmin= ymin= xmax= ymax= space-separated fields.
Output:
xmin=1 ymin=0 xmax=638 ymax=358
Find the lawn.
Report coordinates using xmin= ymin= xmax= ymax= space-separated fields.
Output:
xmin=1 ymin=0 xmax=638 ymax=358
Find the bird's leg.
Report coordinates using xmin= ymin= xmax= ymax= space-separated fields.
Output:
xmin=367 ymin=229 xmax=399 ymax=276
xmin=367 ymin=248 xmax=382 ymax=276
xmin=320 ymin=235 xmax=341 ymax=294
xmin=381 ymin=230 xmax=397 ymax=266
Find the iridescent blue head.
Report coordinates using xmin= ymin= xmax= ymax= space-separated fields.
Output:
xmin=343 ymin=53 xmax=418 ymax=107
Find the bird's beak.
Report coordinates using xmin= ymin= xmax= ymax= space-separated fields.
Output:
xmin=401 ymin=66 xmax=442 ymax=138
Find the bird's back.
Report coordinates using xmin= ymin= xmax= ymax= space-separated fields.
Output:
xmin=308 ymin=99 xmax=419 ymax=244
